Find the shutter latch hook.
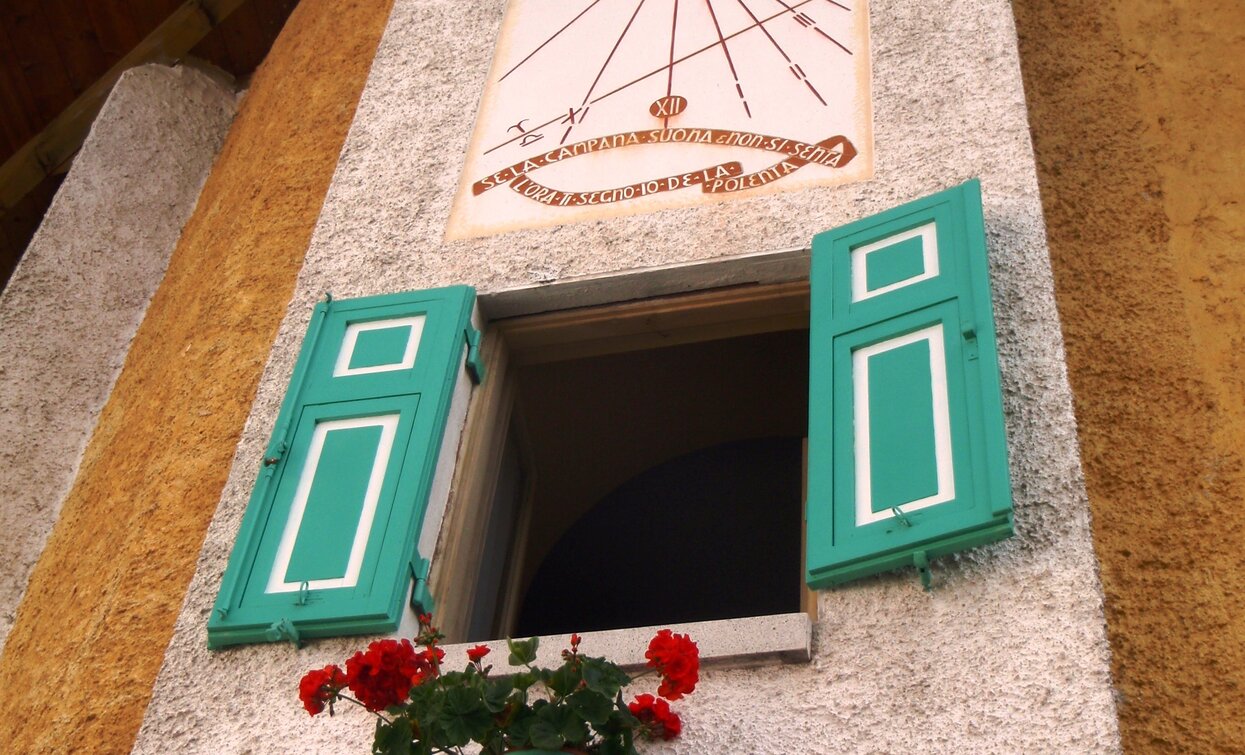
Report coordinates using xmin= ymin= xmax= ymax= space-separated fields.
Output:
xmin=889 ymin=506 xmax=913 ymax=527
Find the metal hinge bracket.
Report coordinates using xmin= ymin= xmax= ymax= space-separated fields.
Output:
xmin=410 ymin=558 xmax=436 ymax=616
xmin=265 ymin=617 xmax=302 ymax=648
xmin=961 ymin=320 xmax=979 ymax=361
xmin=262 ymin=438 xmax=287 ymax=470
xmin=914 ymin=550 xmax=932 ymax=591
xmin=464 ymin=325 xmax=485 ymax=385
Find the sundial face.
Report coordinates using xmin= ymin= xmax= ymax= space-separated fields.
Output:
xmin=447 ymin=0 xmax=872 ymax=239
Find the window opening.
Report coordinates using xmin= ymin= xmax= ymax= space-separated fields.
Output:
xmin=442 ymin=283 xmax=812 ymax=641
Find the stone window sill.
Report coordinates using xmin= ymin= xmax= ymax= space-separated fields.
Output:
xmin=437 ymin=612 xmax=812 ymax=672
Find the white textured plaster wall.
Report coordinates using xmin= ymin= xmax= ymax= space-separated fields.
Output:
xmin=136 ymin=1 xmax=1121 ymax=752
xmin=0 ymin=64 xmax=236 ymax=652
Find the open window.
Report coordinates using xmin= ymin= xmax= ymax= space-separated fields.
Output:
xmin=208 ymin=179 xmax=1014 ymax=648
xmin=433 ymin=283 xmax=816 ymax=641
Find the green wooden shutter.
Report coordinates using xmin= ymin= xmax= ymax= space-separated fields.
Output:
xmin=805 ymin=180 xmax=1013 ymax=589
xmin=208 ymin=286 xmax=480 ymax=648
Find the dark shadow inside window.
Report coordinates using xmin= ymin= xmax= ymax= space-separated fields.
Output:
xmin=516 ymin=436 xmax=803 ymax=636
xmin=504 ymin=327 xmax=809 ymax=636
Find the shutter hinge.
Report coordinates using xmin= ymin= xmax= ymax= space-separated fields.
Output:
xmin=265 ymin=617 xmax=302 ymax=648
xmin=409 ymin=558 xmax=436 ymax=616
xmin=913 ymin=550 xmax=932 ymax=591
xmin=262 ymin=439 xmax=288 ymax=470
xmin=464 ymin=325 xmax=485 ymax=385
xmin=961 ymin=321 xmax=979 ymax=361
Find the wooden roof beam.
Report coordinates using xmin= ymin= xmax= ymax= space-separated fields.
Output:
xmin=0 ymin=0 xmax=249 ymax=212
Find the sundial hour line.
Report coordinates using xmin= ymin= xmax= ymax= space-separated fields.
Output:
xmin=772 ymin=0 xmax=853 ymax=54
xmin=733 ymin=0 xmax=827 ymax=106
xmin=664 ymin=0 xmax=680 ymax=128
xmin=483 ymin=0 xmax=827 ymax=156
xmin=499 ymin=0 xmax=606 ymax=83
xmin=705 ymin=0 xmax=753 ymax=118
xmin=562 ymin=0 xmax=649 ymax=145
xmin=499 ymin=0 xmax=853 ymax=87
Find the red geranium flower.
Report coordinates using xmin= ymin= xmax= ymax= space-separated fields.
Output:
xmin=645 ymin=629 xmax=699 ymax=700
xmin=344 ymin=639 xmax=433 ymax=712
xmin=467 ymin=644 xmax=490 ymax=663
xmin=423 ymin=645 xmax=445 ymax=666
xmin=562 ymin=633 xmax=584 ymax=663
xmin=298 ymin=664 xmax=346 ymax=716
xmin=628 ymin=693 xmax=682 ymax=740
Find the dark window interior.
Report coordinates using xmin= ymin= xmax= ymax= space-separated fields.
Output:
xmin=493 ymin=327 xmax=809 ymax=637
xmin=516 ymin=436 xmax=803 ymax=635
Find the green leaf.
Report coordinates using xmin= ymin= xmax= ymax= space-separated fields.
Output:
xmin=591 ymin=700 xmax=637 ymax=755
xmin=581 ymin=657 xmax=630 ymax=698
xmin=507 ymin=636 xmax=539 ymax=666
xmin=622 ymin=727 xmax=639 ymax=755
xmin=560 ymin=713 xmax=589 ymax=745
xmin=373 ymin=717 xmax=413 ymax=755
xmin=483 ymin=678 xmax=513 ymax=713
xmin=615 ymin=690 xmax=639 ymax=724
xmin=528 ymin=720 xmax=564 ymax=751
xmin=508 ymin=708 xmax=536 ymax=745
xmin=546 ymin=662 xmax=581 ymax=697
xmin=372 ymin=718 xmax=386 ymax=755
xmin=511 ymin=670 xmax=538 ymax=693
xmin=601 ymin=736 xmax=638 ymax=755
xmin=439 ymin=686 xmax=493 ymax=746
xmin=568 ymin=689 xmax=613 ymax=725
xmin=405 ymin=682 xmax=443 ymax=729
xmin=436 ymin=670 xmax=468 ymax=688
xmin=480 ymin=740 xmax=507 ymax=755
xmin=536 ymin=702 xmax=588 ymax=746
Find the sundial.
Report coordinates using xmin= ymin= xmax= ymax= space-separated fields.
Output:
xmin=447 ymin=0 xmax=872 ymax=239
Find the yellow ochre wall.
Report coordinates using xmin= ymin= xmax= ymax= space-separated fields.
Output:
xmin=0 ymin=1 xmax=394 ymax=751
xmin=1014 ymin=0 xmax=1245 ymax=751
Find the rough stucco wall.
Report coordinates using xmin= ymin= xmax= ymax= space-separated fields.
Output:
xmin=1013 ymin=1 xmax=1245 ymax=751
xmin=136 ymin=0 xmax=1120 ymax=752
xmin=0 ymin=64 xmax=236 ymax=653
xmin=0 ymin=1 xmax=395 ymax=752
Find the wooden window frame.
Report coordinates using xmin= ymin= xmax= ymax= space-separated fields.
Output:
xmin=431 ymin=280 xmax=817 ymax=641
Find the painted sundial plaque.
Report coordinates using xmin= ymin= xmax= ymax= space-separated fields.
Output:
xmin=447 ymin=0 xmax=872 ymax=239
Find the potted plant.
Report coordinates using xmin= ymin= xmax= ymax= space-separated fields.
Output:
xmin=298 ymin=614 xmax=699 ymax=755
